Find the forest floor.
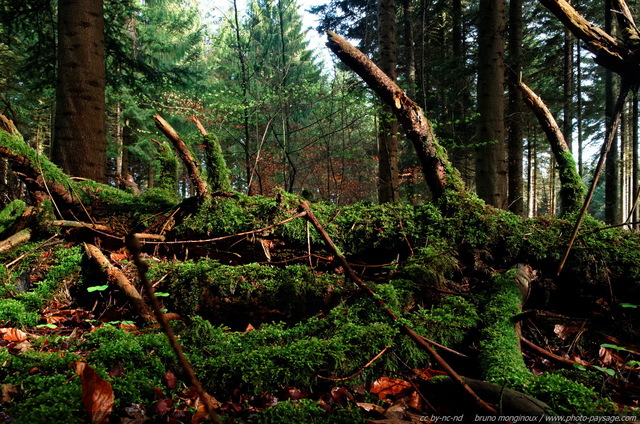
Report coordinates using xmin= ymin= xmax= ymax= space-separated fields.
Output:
xmin=1 ymin=193 xmax=640 ymax=423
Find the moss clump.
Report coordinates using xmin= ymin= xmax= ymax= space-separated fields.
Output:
xmin=203 ymin=133 xmax=232 ymax=192
xmin=408 ymin=295 xmax=479 ymax=347
xmin=84 ymin=325 xmax=176 ymax=406
xmin=0 ymin=349 xmax=84 ymax=423
xmin=0 ymin=198 xmax=27 ymax=235
xmin=153 ymin=140 xmax=179 ymax=193
xmin=250 ymin=399 xmax=366 ymax=424
xmin=0 ymin=298 xmax=39 ymax=326
xmin=0 ymin=244 xmax=83 ymax=327
xmin=523 ymin=372 xmax=616 ymax=415
xmin=179 ymin=311 xmax=404 ymax=395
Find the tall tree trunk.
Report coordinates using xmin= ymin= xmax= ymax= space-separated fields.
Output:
xmin=53 ymin=0 xmax=106 ymax=183
xmin=633 ymin=92 xmax=639 ymax=230
xmin=232 ymin=0 xmax=254 ymax=196
xmin=563 ymin=30 xmax=574 ymax=150
xmin=377 ymin=0 xmax=399 ymax=203
xmin=604 ymin=0 xmax=620 ymax=224
xmin=401 ymin=0 xmax=416 ymax=99
xmin=507 ymin=0 xmax=524 ymax=215
xmin=577 ymin=40 xmax=584 ymax=176
xmin=476 ymin=0 xmax=507 ymax=208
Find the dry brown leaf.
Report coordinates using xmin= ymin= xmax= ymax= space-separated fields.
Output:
xmin=110 ymin=251 xmax=131 ymax=262
xmin=599 ymin=346 xmax=616 ymax=366
xmin=553 ymin=324 xmax=580 ymax=340
xmin=2 ymin=328 xmax=28 ymax=342
xmin=356 ymin=402 xmax=385 ymax=414
xmin=370 ymin=377 xmax=412 ymax=401
xmin=1 ymin=384 xmax=19 ymax=403
xmin=76 ymin=361 xmax=114 ymax=424
xmin=164 ymin=370 xmax=178 ymax=389
xmin=191 ymin=392 xmax=221 ymax=424
xmin=244 ymin=323 xmax=255 ymax=332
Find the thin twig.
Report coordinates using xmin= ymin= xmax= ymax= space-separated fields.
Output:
xmin=318 ymin=346 xmax=391 ymax=381
xmin=126 ymin=235 xmax=222 ymax=424
xmin=141 ymin=210 xmax=308 ymax=245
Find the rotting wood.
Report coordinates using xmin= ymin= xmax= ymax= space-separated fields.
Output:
xmin=325 ymin=31 xmax=463 ymax=200
xmin=153 ymin=114 xmax=208 ymax=204
xmin=83 ymin=242 xmax=153 ymax=321
xmin=519 ymin=81 xmax=585 ymax=215
xmin=299 ymin=200 xmax=499 ymax=416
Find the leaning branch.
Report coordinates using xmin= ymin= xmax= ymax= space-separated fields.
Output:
xmin=519 ymin=81 xmax=585 ymax=215
xmin=153 ymin=114 xmax=208 ymax=204
xmin=539 ymin=0 xmax=640 ymax=83
xmin=299 ymin=200 xmax=498 ymax=415
xmin=326 ymin=31 xmax=463 ymax=199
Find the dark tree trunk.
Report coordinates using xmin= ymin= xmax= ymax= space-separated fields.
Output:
xmin=605 ymin=0 xmax=620 ymax=224
xmin=476 ymin=0 xmax=507 ymax=208
xmin=377 ymin=0 xmax=399 ymax=203
xmin=507 ymin=0 xmax=524 ymax=215
xmin=53 ymin=0 xmax=106 ymax=183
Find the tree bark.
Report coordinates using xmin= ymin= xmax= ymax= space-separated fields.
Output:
xmin=377 ymin=0 xmax=399 ymax=203
xmin=475 ymin=0 xmax=507 ymax=209
xmin=53 ymin=0 xmax=107 ymax=183
xmin=605 ymin=0 xmax=621 ymax=225
xmin=539 ymin=0 xmax=640 ymax=83
xmin=326 ymin=31 xmax=464 ymax=200
xmin=518 ymin=81 xmax=585 ymax=215
xmin=507 ymin=0 xmax=524 ymax=215
xmin=153 ymin=114 xmax=208 ymax=204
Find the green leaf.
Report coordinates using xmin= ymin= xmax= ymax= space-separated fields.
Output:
xmin=87 ymin=285 xmax=109 ymax=292
xmin=620 ymin=303 xmax=638 ymax=308
xmin=600 ymin=343 xmax=625 ymax=350
xmin=572 ymin=363 xmax=587 ymax=371
xmin=154 ymin=292 xmax=170 ymax=297
xmin=36 ymin=323 xmax=58 ymax=329
xmin=593 ymin=366 xmax=615 ymax=376
xmin=627 ymin=360 xmax=640 ymax=367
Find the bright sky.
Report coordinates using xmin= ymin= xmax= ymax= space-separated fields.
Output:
xmin=198 ymin=0 xmax=334 ymax=67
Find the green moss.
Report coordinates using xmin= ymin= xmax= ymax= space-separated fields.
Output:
xmin=556 ymin=149 xmax=586 ymax=216
xmin=0 ymin=244 xmax=83 ymax=327
xmin=203 ymin=133 xmax=232 ymax=192
xmin=150 ymin=259 xmax=346 ymax=323
xmin=478 ymin=268 xmax=531 ymax=386
xmin=84 ymin=325 xmax=176 ymax=406
xmin=251 ymin=399 xmax=366 ymax=424
xmin=153 ymin=141 xmax=179 ymax=193
xmin=0 ymin=298 xmax=39 ymax=326
xmin=0 ymin=349 xmax=84 ymax=423
xmin=524 ymin=372 xmax=616 ymax=415
xmin=408 ymin=296 xmax=479 ymax=347
xmin=0 ymin=199 xmax=27 ymax=235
